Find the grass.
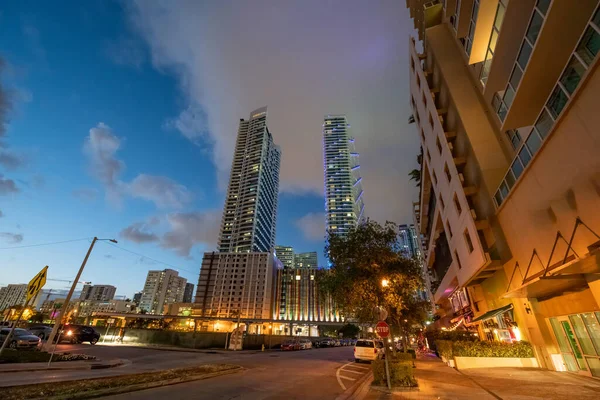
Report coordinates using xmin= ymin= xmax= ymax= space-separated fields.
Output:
xmin=1 ymin=364 xmax=240 ymax=400
xmin=0 ymin=350 xmax=96 ymax=363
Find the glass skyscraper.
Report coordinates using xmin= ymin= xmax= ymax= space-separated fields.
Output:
xmin=218 ymin=107 xmax=281 ymax=253
xmin=323 ymin=114 xmax=365 ymax=237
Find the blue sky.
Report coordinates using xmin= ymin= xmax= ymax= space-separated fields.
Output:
xmin=0 ymin=1 xmax=418 ymax=297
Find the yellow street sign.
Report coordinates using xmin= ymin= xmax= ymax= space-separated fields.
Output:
xmin=27 ymin=266 xmax=48 ymax=302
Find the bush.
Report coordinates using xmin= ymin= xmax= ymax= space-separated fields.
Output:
xmin=453 ymin=340 xmax=534 ymax=358
xmin=0 ymin=350 xmax=96 ymax=364
xmin=436 ymin=340 xmax=454 ymax=360
xmin=391 ymin=352 xmax=413 ymax=361
xmin=372 ymin=359 xmax=417 ymax=387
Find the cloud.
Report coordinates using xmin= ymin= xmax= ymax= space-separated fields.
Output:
xmin=295 ymin=212 xmax=326 ymax=242
xmin=128 ymin=2 xmax=420 ymax=223
xmin=0 ymin=232 xmax=23 ymax=244
xmin=83 ymin=123 xmax=192 ymax=209
xmin=0 ymin=150 xmax=25 ymax=170
xmin=72 ymin=187 xmax=99 ymax=201
xmin=121 ymin=222 xmax=159 ymax=244
xmin=128 ymin=174 xmax=192 ymax=209
xmin=120 ymin=210 xmax=220 ymax=257
xmin=104 ymin=37 xmax=145 ymax=69
xmin=104 ymin=254 xmax=116 ymax=259
xmin=0 ymin=175 xmax=19 ymax=195
xmin=161 ymin=211 xmax=220 ymax=257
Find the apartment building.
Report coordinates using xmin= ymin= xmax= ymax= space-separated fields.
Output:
xmin=79 ymin=284 xmax=116 ymax=301
xmin=323 ymin=114 xmax=366 ymax=237
xmin=0 ymin=284 xmax=27 ymax=311
xmin=195 ymin=252 xmax=280 ymax=319
xmin=138 ymin=269 xmax=187 ymax=315
xmin=407 ymin=0 xmax=600 ymax=376
xmin=274 ymin=245 xmax=295 ymax=268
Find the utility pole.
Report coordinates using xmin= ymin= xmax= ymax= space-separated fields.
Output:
xmin=44 ymin=237 xmax=117 ymax=353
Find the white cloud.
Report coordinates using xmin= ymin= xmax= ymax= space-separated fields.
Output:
xmin=295 ymin=212 xmax=326 ymax=242
xmin=120 ymin=210 xmax=220 ymax=258
xmin=128 ymin=174 xmax=192 ymax=209
xmin=128 ymin=1 xmax=420 ymax=223
xmin=83 ymin=123 xmax=192 ymax=209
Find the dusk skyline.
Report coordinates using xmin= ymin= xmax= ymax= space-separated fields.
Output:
xmin=0 ymin=1 xmax=419 ymax=296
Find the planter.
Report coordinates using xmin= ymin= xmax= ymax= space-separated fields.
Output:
xmin=454 ymin=356 xmax=539 ymax=370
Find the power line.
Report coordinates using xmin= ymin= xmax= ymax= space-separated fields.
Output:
xmin=101 ymin=241 xmax=199 ymax=276
xmin=0 ymin=237 xmax=93 ymax=250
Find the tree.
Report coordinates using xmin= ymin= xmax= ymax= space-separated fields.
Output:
xmin=319 ymin=220 xmax=430 ymax=340
xmin=408 ymin=169 xmax=421 ymax=187
xmin=30 ymin=312 xmax=45 ymax=323
xmin=338 ymin=323 xmax=361 ymax=338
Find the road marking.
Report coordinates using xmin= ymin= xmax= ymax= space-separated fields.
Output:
xmin=344 ymin=364 xmax=368 ymax=370
xmin=339 ymin=375 xmax=356 ymax=381
xmin=341 ymin=369 xmax=364 ymax=374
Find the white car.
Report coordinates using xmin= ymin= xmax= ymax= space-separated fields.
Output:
xmin=353 ymin=339 xmax=383 ymax=362
xmin=299 ymin=339 xmax=312 ymax=349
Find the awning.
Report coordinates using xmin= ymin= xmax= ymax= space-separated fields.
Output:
xmin=469 ymin=304 xmax=513 ymax=323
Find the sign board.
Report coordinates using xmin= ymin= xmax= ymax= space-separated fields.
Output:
xmin=375 ymin=320 xmax=390 ymax=338
xmin=27 ymin=266 xmax=48 ymax=302
xmin=107 ymin=318 xmax=115 ymax=324
xmin=229 ymin=328 xmax=243 ymax=351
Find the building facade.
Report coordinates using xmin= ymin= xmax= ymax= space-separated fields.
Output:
xmin=407 ymin=0 xmax=600 ymax=376
xmin=195 ymin=252 xmax=280 ymax=319
xmin=0 ymin=284 xmax=27 ymax=311
xmin=183 ymin=283 xmax=195 ymax=303
xmin=294 ymin=251 xmax=318 ymax=269
xmin=274 ymin=245 xmax=295 ymax=268
xmin=74 ymin=299 xmax=136 ymax=318
xmin=218 ymin=107 xmax=281 ymax=253
xmin=79 ymin=284 xmax=116 ymax=301
xmin=398 ymin=223 xmax=422 ymax=259
xmin=323 ymin=114 xmax=366 ymax=237
xmin=138 ymin=269 xmax=187 ymax=315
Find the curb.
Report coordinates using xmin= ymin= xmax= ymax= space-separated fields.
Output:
xmin=0 ymin=359 xmax=129 ymax=374
xmin=37 ymin=366 xmax=244 ymax=400
xmin=336 ymin=371 xmax=373 ymax=400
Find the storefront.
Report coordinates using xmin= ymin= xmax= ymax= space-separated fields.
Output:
xmin=469 ymin=303 xmax=521 ymax=342
xmin=548 ymin=312 xmax=600 ymax=377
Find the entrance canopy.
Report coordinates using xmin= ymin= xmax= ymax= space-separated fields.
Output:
xmin=470 ymin=304 xmax=513 ymax=324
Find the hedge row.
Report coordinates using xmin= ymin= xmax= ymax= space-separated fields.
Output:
xmin=372 ymin=359 xmax=417 ymax=387
xmin=436 ymin=340 xmax=534 ymax=358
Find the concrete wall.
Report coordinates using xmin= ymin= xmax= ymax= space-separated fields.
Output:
xmin=105 ymin=328 xmax=303 ymax=350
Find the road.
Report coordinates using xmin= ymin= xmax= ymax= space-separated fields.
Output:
xmin=1 ymin=344 xmax=370 ymax=399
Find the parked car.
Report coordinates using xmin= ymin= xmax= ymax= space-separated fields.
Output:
xmin=58 ymin=325 xmax=100 ymax=345
xmin=334 ymin=339 xmax=341 ymax=347
xmin=299 ymin=339 xmax=312 ymax=349
xmin=317 ymin=338 xmax=332 ymax=347
xmin=0 ymin=328 xmax=41 ymax=350
xmin=353 ymin=339 xmax=383 ymax=362
xmin=28 ymin=325 xmax=53 ymax=340
xmin=281 ymin=339 xmax=300 ymax=351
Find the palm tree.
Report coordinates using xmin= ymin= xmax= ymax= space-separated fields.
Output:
xmin=409 ymin=169 xmax=421 ymax=186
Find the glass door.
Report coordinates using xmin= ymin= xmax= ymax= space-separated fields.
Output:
xmin=549 ymin=317 xmax=585 ymax=372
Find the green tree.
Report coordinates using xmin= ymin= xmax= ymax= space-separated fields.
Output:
xmin=30 ymin=312 xmax=45 ymax=323
xmin=319 ymin=220 xmax=429 ymax=341
xmin=338 ymin=323 xmax=361 ymax=338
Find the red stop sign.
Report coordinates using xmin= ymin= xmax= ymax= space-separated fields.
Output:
xmin=375 ymin=320 xmax=390 ymax=338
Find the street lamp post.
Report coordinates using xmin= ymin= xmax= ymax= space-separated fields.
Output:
xmin=44 ymin=237 xmax=117 ymax=356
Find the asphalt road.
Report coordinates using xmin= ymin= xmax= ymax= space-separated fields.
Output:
xmin=1 ymin=344 xmax=369 ymax=399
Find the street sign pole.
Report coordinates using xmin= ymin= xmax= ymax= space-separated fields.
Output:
xmin=376 ymin=320 xmax=392 ymax=390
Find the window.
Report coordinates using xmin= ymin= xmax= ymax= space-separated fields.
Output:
xmin=453 ymin=193 xmax=462 ymax=215
xmin=505 ymin=129 xmax=522 ymax=150
xmin=526 ymin=130 xmax=542 ymax=155
xmin=526 ymin=10 xmax=544 ymax=44
xmin=439 ymin=194 xmax=445 ymax=210
xmin=417 ymin=73 xmax=421 ymax=89
xmin=546 ymin=86 xmax=569 ymax=119
xmin=517 ymin=41 xmax=533 ymax=70
xmin=436 ymin=136 xmax=443 ymax=154
xmin=560 ymin=57 xmax=586 ymax=94
xmin=464 ymin=0 xmax=480 ymax=56
xmin=454 ymin=250 xmax=462 ymax=269
xmin=422 ymin=91 xmax=427 ymax=107
xmin=444 ymin=163 xmax=451 ymax=182
xmin=421 ymin=129 xmax=426 ymax=142
xmin=511 ymin=157 xmax=524 ymax=180
xmin=534 ymin=109 xmax=553 ymax=139
xmin=480 ymin=1 xmax=507 ymax=85
xmin=426 ymin=148 xmax=431 ymax=163
xmin=446 ymin=221 xmax=453 ymax=238
xmin=432 ymin=170 xmax=438 ymax=185
xmin=464 ymin=229 xmax=474 ymax=253
xmin=429 ymin=113 xmax=434 ymax=130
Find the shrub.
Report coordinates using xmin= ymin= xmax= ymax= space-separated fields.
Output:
xmin=392 ymin=352 xmax=413 ymax=361
xmin=453 ymin=340 xmax=534 ymax=358
xmin=372 ymin=359 xmax=417 ymax=387
xmin=0 ymin=350 xmax=96 ymax=364
xmin=435 ymin=340 xmax=454 ymax=360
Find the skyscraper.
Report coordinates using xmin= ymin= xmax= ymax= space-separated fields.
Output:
xmin=275 ymin=245 xmax=294 ymax=268
xmin=294 ymin=251 xmax=318 ymax=269
xmin=79 ymin=284 xmax=116 ymax=301
xmin=139 ymin=269 xmax=187 ymax=315
xmin=218 ymin=107 xmax=281 ymax=253
xmin=398 ymin=224 xmax=421 ymax=259
xmin=183 ymin=283 xmax=195 ymax=303
xmin=323 ymin=114 xmax=365 ymax=237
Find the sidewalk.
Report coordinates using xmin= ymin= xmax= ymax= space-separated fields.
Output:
xmin=365 ymin=353 xmax=600 ymax=399
xmin=0 ymin=358 xmax=127 ymax=373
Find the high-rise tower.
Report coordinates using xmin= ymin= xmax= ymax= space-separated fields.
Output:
xmin=218 ymin=107 xmax=281 ymax=253
xmin=323 ymin=114 xmax=365 ymax=237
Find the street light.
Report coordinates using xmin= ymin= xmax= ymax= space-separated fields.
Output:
xmin=381 ymin=279 xmax=389 ymax=288
xmin=45 ymin=237 xmax=117 ymax=353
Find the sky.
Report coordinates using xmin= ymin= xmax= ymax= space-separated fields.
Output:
xmin=0 ymin=1 xmax=419 ymax=298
